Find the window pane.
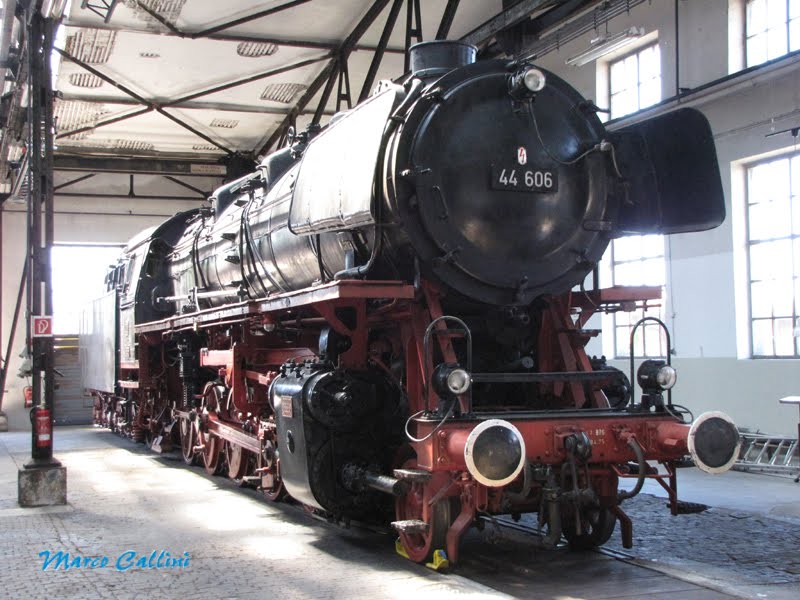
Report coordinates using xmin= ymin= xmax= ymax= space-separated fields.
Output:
xmin=750 ymin=239 xmax=793 ymax=280
xmin=610 ymin=92 xmax=633 ymax=120
xmin=752 ymin=318 xmax=774 ymax=355
xmin=775 ymin=317 xmax=795 ymax=354
xmin=767 ymin=0 xmax=788 ymax=27
xmin=765 ymin=158 xmax=790 ymax=200
xmin=639 ymin=234 xmax=664 ymax=258
xmin=749 ymin=198 xmax=792 ymax=240
xmin=638 ymin=45 xmax=660 ymax=80
xmin=748 ymin=0 xmax=768 ymax=34
xmin=614 ymin=236 xmax=641 ymax=261
xmin=643 ymin=324 xmax=664 ymax=356
xmin=791 ymin=0 xmax=800 ymax=19
xmin=614 ymin=234 xmax=663 ymax=262
xmin=790 ymin=18 xmax=800 ymax=51
xmin=614 ymin=261 xmax=643 ymax=286
xmin=751 ymin=280 xmax=775 ymax=317
xmin=610 ymin=60 xmax=627 ymax=93
xmin=747 ymin=32 xmax=768 ymax=66
xmin=623 ymin=54 xmax=638 ymax=86
xmin=639 ymin=257 xmax=665 ymax=286
xmin=794 ymin=238 xmax=800 ymax=276
xmin=767 ymin=25 xmax=789 ymax=59
xmin=792 ymin=156 xmax=800 ymax=196
xmin=773 ymin=278 xmax=795 ymax=316
xmin=795 ymin=278 xmax=800 ymax=315
xmin=749 ymin=162 xmax=771 ymax=196
xmin=617 ymin=325 xmax=644 ymax=356
xmin=748 ymin=202 xmax=773 ymax=240
xmin=639 ymin=78 xmax=661 ymax=110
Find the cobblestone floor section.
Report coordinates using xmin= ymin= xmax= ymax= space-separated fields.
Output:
xmin=604 ymin=493 xmax=800 ymax=584
xmin=0 ymin=428 xmax=509 ymax=600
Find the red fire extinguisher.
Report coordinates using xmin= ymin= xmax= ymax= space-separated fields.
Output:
xmin=33 ymin=407 xmax=52 ymax=448
xmin=23 ymin=385 xmax=33 ymax=408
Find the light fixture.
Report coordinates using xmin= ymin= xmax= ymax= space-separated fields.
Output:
xmin=565 ymin=26 xmax=645 ymax=67
xmin=41 ymin=0 xmax=71 ymax=20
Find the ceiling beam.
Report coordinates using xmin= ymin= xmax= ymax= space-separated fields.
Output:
xmin=359 ymin=0 xmax=404 ymax=103
xmin=57 ymin=94 xmax=338 ymax=117
xmin=167 ymin=54 xmax=329 ymax=105
xmin=436 ymin=0 xmax=461 ymax=40
xmin=61 ymin=19 xmax=407 ymax=54
xmin=460 ymin=0 xmax=555 ymax=47
xmin=58 ymin=106 xmax=152 ymax=139
xmin=259 ymin=0 xmax=393 ymax=155
xmin=53 ymin=155 xmax=227 ymax=176
xmin=134 ymin=0 xmax=314 ymax=39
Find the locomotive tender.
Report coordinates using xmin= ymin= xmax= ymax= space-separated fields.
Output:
xmin=81 ymin=41 xmax=741 ymax=564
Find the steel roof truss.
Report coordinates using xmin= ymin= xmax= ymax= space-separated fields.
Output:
xmin=403 ymin=0 xmax=423 ymax=72
xmin=53 ymin=172 xmax=95 ymax=192
xmin=436 ymin=0 xmax=461 ymax=40
xmin=264 ymin=0 xmax=392 ymax=153
xmin=57 ymin=46 xmax=234 ymax=153
xmin=132 ymin=0 xmax=314 ymax=40
xmin=358 ymin=0 xmax=403 ymax=103
xmin=81 ymin=0 xmax=121 ymax=24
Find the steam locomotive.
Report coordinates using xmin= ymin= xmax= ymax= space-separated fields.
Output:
xmin=81 ymin=41 xmax=741 ymax=565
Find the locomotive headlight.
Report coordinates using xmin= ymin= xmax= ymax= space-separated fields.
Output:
xmin=464 ymin=419 xmax=526 ymax=487
xmin=637 ymin=359 xmax=677 ymax=392
xmin=432 ymin=364 xmax=471 ymax=396
xmin=446 ymin=368 xmax=471 ymax=395
xmin=509 ymin=66 xmax=547 ymax=100
xmin=522 ymin=67 xmax=546 ymax=93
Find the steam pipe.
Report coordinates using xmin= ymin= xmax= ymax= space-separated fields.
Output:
xmin=617 ymin=436 xmax=646 ymax=502
xmin=362 ymin=471 xmax=409 ymax=496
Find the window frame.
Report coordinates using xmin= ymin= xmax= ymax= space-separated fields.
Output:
xmin=607 ymin=41 xmax=662 ymax=120
xmin=745 ymin=0 xmax=800 ymax=67
xmin=744 ymin=151 xmax=800 ymax=358
xmin=607 ymin=236 xmax=668 ymax=359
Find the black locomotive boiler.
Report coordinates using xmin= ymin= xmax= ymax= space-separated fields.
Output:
xmin=81 ymin=41 xmax=740 ymax=565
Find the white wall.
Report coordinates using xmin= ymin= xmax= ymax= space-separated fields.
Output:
xmin=0 ymin=171 xmax=218 ymax=431
xmin=536 ymin=0 xmax=800 ymax=434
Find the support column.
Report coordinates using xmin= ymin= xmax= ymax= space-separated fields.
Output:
xmin=18 ymin=5 xmax=66 ymax=507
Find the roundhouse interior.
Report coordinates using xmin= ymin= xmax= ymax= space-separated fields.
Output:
xmin=2 ymin=1 xmax=800 ymax=598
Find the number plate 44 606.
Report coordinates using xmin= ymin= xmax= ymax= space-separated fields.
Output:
xmin=491 ymin=165 xmax=558 ymax=193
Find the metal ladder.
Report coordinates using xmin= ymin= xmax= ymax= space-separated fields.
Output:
xmin=733 ymin=431 xmax=800 ymax=477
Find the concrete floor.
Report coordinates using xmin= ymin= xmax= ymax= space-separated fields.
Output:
xmin=2 ymin=426 xmax=800 ymax=599
xmin=0 ymin=427 xmax=504 ymax=600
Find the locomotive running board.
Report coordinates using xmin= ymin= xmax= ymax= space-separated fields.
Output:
xmin=136 ymin=280 xmax=415 ymax=334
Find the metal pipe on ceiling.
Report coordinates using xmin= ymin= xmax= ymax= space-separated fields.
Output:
xmin=520 ymin=0 xmax=649 ymax=60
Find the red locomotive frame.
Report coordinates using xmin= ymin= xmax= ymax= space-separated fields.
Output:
xmin=93 ymin=278 xmax=712 ymax=564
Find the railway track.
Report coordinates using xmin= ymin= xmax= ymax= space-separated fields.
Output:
xmin=458 ymin=515 xmax=754 ymax=599
xmin=122 ymin=434 xmax=763 ymax=599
